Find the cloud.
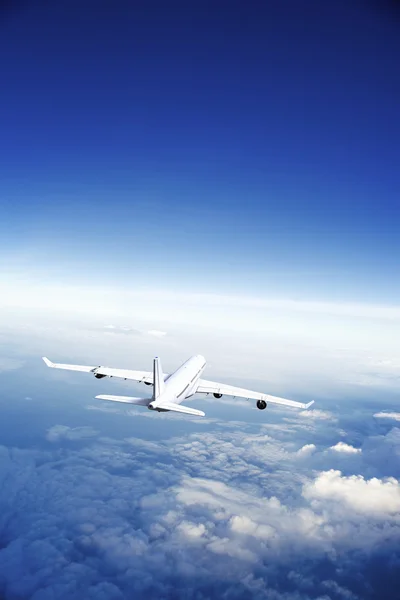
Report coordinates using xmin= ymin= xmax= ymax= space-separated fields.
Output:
xmin=102 ymin=324 xmax=141 ymax=335
xmin=298 ymin=409 xmax=336 ymax=421
xmin=101 ymin=325 xmax=167 ymax=338
xmin=46 ymin=425 xmax=99 ymax=442
xmin=296 ymin=444 xmax=317 ymax=457
xmin=124 ymin=437 xmax=164 ymax=454
xmin=374 ymin=412 xmax=400 ymax=422
xmin=0 ymin=419 xmax=398 ymax=600
xmin=330 ymin=442 xmax=362 ymax=454
xmin=303 ymin=469 xmax=400 ymax=515
xmin=360 ymin=426 xmax=400 ymax=479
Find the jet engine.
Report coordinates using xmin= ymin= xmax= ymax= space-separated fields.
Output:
xmin=213 ymin=393 xmax=223 ymax=398
xmin=256 ymin=399 xmax=267 ymax=410
xmin=94 ymin=373 xmax=107 ymax=379
xmin=144 ymin=381 xmax=152 ymax=386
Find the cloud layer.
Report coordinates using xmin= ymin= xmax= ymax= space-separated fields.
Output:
xmin=0 ymin=403 xmax=399 ymax=600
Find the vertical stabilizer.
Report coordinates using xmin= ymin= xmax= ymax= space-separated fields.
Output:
xmin=153 ymin=356 xmax=165 ymax=400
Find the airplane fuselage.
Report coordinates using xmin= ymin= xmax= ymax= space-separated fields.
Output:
xmin=149 ymin=354 xmax=206 ymax=411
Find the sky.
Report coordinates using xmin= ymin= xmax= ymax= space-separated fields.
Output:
xmin=0 ymin=0 xmax=399 ymax=300
xmin=1 ymin=2 xmax=400 ymax=599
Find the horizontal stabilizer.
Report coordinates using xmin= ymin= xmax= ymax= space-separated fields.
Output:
xmin=157 ymin=402 xmax=205 ymax=417
xmin=96 ymin=395 xmax=151 ymax=406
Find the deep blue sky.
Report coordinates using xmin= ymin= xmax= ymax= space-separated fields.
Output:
xmin=1 ymin=0 xmax=399 ymax=300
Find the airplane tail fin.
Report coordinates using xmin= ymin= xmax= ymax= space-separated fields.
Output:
xmin=153 ymin=356 xmax=165 ymax=400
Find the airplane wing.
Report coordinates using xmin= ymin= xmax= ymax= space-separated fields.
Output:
xmin=42 ymin=357 xmax=166 ymax=384
xmin=196 ymin=378 xmax=314 ymax=410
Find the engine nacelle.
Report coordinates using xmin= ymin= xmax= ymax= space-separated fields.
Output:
xmin=256 ymin=399 xmax=267 ymax=410
xmin=144 ymin=381 xmax=152 ymax=386
xmin=213 ymin=393 xmax=223 ymax=399
xmin=94 ymin=373 xmax=107 ymax=379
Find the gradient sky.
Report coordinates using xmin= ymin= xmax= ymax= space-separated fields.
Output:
xmin=1 ymin=0 xmax=399 ymax=302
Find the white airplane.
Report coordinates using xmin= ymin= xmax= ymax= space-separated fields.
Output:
xmin=42 ymin=354 xmax=314 ymax=417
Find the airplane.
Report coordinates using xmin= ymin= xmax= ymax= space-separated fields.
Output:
xmin=42 ymin=354 xmax=314 ymax=417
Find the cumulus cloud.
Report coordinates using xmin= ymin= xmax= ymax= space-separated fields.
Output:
xmin=374 ymin=412 xmax=400 ymax=422
xmin=303 ymin=469 xmax=400 ymax=515
xmin=330 ymin=442 xmax=362 ymax=454
xmin=296 ymin=444 xmax=317 ymax=457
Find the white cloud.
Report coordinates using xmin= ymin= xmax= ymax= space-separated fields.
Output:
xmin=330 ymin=442 xmax=362 ymax=454
xmin=374 ymin=412 xmax=400 ymax=422
xmin=303 ymin=469 xmax=400 ymax=515
xmin=101 ymin=325 xmax=167 ymax=338
xmin=229 ymin=515 xmax=275 ymax=539
xmin=296 ymin=444 xmax=317 ymax=457
xmin=298 ymin=409 xmax=336 ymax=421
xmin=103 ymin=325 xmax=139 ymax=334
xmin=177 ymin=521 xmax=207 ymax=539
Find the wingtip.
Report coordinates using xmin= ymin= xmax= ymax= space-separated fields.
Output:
xmin=304 ymin=400 xmax=315 ymax=409
xmin=42 ymin=357 xmax=54 ymax=367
